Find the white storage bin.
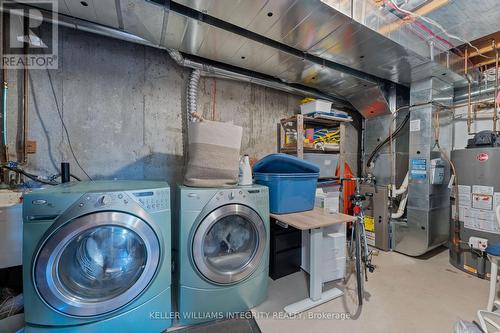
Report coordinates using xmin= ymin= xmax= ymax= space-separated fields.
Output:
xmin=301 ymin=225 xmax=347 ymax=282
xmin=321 ymin=257 xmax=346 ymax=282
xmin=300 ymin=100 xmax=332 ymax=114
xmin=324 ymin=232 xmax=346 ymax=258
xmin=315 ymin=190 xmax=340 ymax=214
xmin=303 ymin=153 xmax=339 ymax=179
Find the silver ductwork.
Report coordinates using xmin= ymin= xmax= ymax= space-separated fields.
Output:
xmin=392 ymin=75 xmax=453 ymax=256
xmin=11 ymin=2 xmax=352 ymax=110
xmin=454 ymin=85 xmax=496 ymax=105
xmin=166 ymin=49 xmax=351 ymax=109
xmin=187 ymin=69 xmax=201 ymax=122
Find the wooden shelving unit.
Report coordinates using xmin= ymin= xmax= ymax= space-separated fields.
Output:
xmin=277 ymin=114 xmax=351 ymax=179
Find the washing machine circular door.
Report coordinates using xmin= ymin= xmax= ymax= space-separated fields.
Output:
xmin=34 ymin=211 xmax=160 ymax=317
xmin=192 ymin=204 xmax=266 ymax=284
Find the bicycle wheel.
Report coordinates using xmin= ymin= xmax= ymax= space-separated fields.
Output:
xmin=361 ymin=223 xmax=372 ymax=281
xmin=354 ymin=221 xmax=364 ymax=306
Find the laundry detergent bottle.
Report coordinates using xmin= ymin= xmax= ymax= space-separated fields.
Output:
xmin=239 ymin=154 xmax=253 ymax=185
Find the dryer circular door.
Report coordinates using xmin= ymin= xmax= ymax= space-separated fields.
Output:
xmin=192 ymin=204 xmax=266 ymax=284
xmin=34 ymin=211 xmax=160 ymax=317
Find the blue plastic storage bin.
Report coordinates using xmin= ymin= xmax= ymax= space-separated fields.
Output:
xmin=253 ymin=154 xmax=319 ymax=214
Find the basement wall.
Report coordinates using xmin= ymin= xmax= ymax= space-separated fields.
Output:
xmin=5 ymin=26 xmax=302 ymax=186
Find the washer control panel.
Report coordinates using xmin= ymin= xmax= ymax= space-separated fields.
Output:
xmin=76 ymin=189 xmax=169 ymax=213
xmin=129 ymin=189 xmax=170 ymax=213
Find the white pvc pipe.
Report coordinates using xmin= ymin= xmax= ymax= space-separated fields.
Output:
xmin=392 ymin=171 xmax=409 ymax=198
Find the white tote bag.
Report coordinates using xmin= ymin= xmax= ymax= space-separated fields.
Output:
xmin=184 ymin=120 xmax=243 ymax=187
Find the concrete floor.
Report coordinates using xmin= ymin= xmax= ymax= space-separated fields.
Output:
xmin=254 ymin=247 xmax=489 ymax=333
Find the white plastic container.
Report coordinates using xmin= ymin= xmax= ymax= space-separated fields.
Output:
xmin=303 ymin=153 xmax=339 ymax=178
xmin=300 ymin=99 xmax=332 ymax=114
xmin=301 ymin=223 xmax=347 ymax=282
xmin=238 ymin=154 xmax=253 ymax=185
xmin=321 ymin=256 xmax=346 ymax=282
xmin=315 ymin=189 xmax=340 ymax=213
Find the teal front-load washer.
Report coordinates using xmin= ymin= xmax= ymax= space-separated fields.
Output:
xmin=175 ymin=185 xmax=269 ymax=325
xmin=23 ymin=181 xmax=172 ymax=332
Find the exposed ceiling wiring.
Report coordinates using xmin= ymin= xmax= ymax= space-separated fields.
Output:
xmin=385 ymin=1 xmax=454 ymax=50
xmin=388 ymin=0 xmax=493 ymax=59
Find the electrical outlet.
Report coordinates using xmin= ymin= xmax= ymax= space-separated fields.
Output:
xmin=469 ymin=236 xmax=488 ymax=251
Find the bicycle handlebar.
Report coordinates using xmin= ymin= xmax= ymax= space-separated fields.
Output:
xmin=339 ymin=175 xmax=378 ymax=195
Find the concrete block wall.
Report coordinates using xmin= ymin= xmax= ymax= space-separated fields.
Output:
xmin=5 ymin=26 xmax=301 ymax=186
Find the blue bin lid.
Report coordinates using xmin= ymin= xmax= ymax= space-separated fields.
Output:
xmin=253 ymin=153 xmax=320 ymax=174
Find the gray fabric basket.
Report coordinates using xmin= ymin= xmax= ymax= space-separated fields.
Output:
xmin=184 ymin=120 xmax=243 ymax=187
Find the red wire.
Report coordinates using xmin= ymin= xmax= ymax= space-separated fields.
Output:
xmin=385 ymin=1 xmax=454 ymax=49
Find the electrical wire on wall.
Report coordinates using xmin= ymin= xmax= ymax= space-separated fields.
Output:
xmin=45 ymin=69 xmax=93 ymax=181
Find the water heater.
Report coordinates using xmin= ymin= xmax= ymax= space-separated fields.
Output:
xmin=450 ymin=139 xmax=500 ymax=278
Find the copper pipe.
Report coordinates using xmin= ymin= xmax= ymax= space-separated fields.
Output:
xmin=475 ymin=66 xmax=483 ymax=121
xmin=465 ymin=47 xmax=473 ymax=134
xmin=494 ymin=40 xmax=499 ymax=132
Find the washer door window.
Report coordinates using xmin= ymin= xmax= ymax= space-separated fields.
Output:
xmin=193 ymin=204 xmax=266 ymax=284
xmin=34 ymin=211 xmax=160 ymax=317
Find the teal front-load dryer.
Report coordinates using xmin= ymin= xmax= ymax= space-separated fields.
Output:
xmin=175 ymin=185 xmax=269 ymax=325
xmin=23 ymin=181 xmax=172 ymax=332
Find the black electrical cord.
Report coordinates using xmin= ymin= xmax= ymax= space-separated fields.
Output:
xmin=46 ymin=69 xmax=93 ymax=181
xmin=366 ymin=111 xmax=410 ymax=167
xmin=70 ymin=174 xmax=82 ymax=181
xmin=51 ymin=173 xmax=82 ymax=182
xmin=1 ymin=166 xmax=82 ymax=185
xmin=1 ymin=165 xmax=59 ymax=185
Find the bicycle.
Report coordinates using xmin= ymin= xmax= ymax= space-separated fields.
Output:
xmin=340 ymin=176 xmax=376 ymax=306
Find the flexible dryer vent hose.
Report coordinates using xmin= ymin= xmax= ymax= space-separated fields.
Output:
xmin=187 ymin=69 xmax=202 ymax=122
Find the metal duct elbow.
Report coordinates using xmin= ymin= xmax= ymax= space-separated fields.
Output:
xmin=167 ymin=49 xmax=183 ymax=66
xmin=187 ymin=69 xmax=202 ymax=122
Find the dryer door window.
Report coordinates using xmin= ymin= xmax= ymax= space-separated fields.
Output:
xmin=193 ymin=204 xmax=266 ymax=284
xmin=34 ymin=211 xmax=160 ymax=317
